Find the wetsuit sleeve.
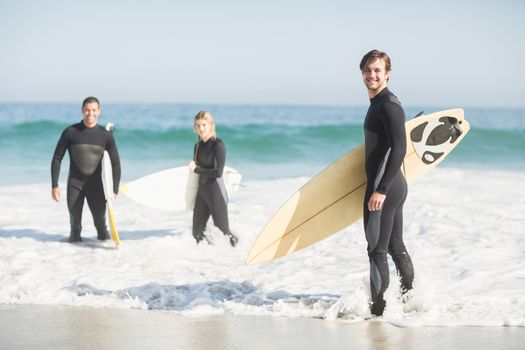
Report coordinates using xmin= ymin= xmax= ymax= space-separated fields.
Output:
xmin=193 ymin=143 xmax=198 ymax=161
xmin=376 ymin=101 xmax=406 ymax=194
xmin=195 ymin=141 xmax=226 ymax=178
xmin=51 ymin=128 xmax=69 ymax=188
xmin=106 ymin=133 xmax=121 ymax=194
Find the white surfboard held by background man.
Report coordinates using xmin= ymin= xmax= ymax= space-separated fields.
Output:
xmin=120 ymin=166 xmax=242 ymax=211
xmin=101 ymin=123 xmax=121 ymax=247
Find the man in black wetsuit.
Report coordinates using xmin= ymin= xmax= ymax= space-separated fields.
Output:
xmin=360 ymin=50 xmax=414 ymax=316
xmin=51 ymin=97 xmax=121 ymax=243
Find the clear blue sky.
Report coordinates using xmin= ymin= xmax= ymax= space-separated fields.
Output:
xmin=1 ymin=0 xmax=524 ymax=107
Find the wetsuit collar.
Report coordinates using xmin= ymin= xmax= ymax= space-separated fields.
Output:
xmin=370 ymin=87 xmax=390 ymax=103
xmin=81 ymin=120 xmax=98 ymax=128
xmin=199 ymin=137 xmax=214 ymax=144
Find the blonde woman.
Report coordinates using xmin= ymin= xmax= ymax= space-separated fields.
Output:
xmin=188 ymin=111 xmax=238 ymax=246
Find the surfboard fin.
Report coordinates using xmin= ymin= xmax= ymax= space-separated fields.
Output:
xmin=108 ymin=206 xmax=121 ymax=248
xmin=105 ymin=122 xmax=115 ymax=133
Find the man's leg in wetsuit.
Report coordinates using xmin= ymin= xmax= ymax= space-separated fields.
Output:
xmin=85 ymin=177 xmax=109 ymax=240
xmin=364 ymin=174 xmax=410 ymax=315
xmin=67 ymin=181 xmax=84 ymax=242
xmin=388 ymin=204 xmax=414 ymax=295
xmin=364 ymin=203 xmax=389 ymax=316
xmin=192 ymin=192 xmax=210 ymax=243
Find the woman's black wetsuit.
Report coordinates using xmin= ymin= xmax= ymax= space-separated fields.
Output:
xmin=363 ymin=88 xmax=414 ymax=315
xmin=51 ymin=122 xmax=121 ymax=241
xmin=192 ymin=137 xmax=237 ymax=246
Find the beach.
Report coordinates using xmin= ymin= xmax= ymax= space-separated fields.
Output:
xmin=2 ymin=0 xmax=525 ymax=347
xmin=2 ymin=304 xmax=524 ymax=350
xmin=1 ymin=103 xmax=524 ymax=347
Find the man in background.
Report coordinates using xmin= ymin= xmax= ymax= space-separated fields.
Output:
xmin=51 ymin=96 xmax=121 ymax=242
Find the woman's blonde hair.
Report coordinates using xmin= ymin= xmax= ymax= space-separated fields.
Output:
xmin=193 ymin=110 xmax=217 ymax=140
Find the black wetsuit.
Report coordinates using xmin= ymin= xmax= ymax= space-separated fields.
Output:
xmin=192 ymin=138 xmax=237 ymax=246
xmin=363 ymin=88 xmax=414 ymax=316
xmin=51 ymin=122 xmax=121 ymax=241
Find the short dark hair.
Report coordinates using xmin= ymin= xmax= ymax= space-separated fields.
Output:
xmin=359 ymin=50 xmax=391 ymax=72
xmin=82 ymin=96 xmax=100 ymax=109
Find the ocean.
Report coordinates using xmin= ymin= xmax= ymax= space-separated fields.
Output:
xmin=0 ymin=103 xmax=524 ymax=327
xmin=1 ymin=103 xmax=524 ymax=184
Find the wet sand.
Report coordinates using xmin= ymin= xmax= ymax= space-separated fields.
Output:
xmin=0 ymin=304 xmax=524 ymax=350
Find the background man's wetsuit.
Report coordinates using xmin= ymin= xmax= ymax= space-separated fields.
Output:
xmin=363 ymin=87 xmax=414 ymax=316
xmin=192 ymin=138 xmax=237 ymax=246
xmin=51 ymin=122 xmax=121 ymax=241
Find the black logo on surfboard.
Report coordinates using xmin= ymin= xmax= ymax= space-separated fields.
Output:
xmin=410 ymin=117 xmax=463 ymax=164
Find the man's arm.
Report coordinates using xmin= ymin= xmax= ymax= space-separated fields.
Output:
xmin=50 ymin=129 xmax=69 ymax=201
xmin=106 ymin=133 xmax=121 ymax=195
xmin=375 ymin=100 xmax=407 ymax=195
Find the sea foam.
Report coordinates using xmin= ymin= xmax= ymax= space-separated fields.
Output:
xmin=0 ymin=168 xmax=524 ymax=327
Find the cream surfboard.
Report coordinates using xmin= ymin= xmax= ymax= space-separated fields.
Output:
xmin=120 ymin=166 xmax=242 ymax=211
xmin=102 ymin=150 xmax=121 ymax=247
xmin=246 ymin=108 xmax=470 ymax=265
